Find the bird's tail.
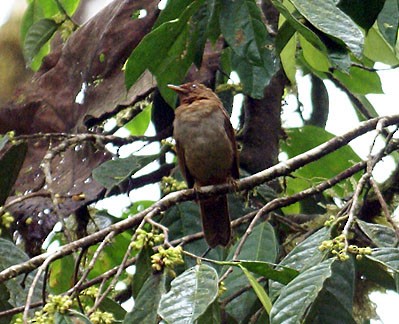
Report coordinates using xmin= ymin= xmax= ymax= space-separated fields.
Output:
xmin=199 ymin=195 xmax=231 ymax=248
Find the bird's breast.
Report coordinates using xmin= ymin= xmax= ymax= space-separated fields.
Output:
xmin=174 ymin=105 xmax=234 ymax=185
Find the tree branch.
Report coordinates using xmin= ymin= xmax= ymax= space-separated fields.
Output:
xmin=1 ymin=114 xmax=398 ymax=283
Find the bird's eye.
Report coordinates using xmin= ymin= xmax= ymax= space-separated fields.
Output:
xmin=191 ymin=84 xmax=197 ymax=89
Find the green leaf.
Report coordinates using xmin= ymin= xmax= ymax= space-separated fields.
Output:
xmin=305 ymin=258 xmax=356 ymax=324
xmin=220 ymin=0 xmax=278 ymax=98
xmin=220 ymin=0 xmax=272 ymax=65
xmin=239 ymin=261 xmax=299 ymax=285
xmin=37 ymin=0 xmax=58 ymax=16
xmin=23 ymin=18 xmax=59 ymax=65
xmin=337 ymin=0 xmax=385 ymax=31
xmin=281 ymin=126 xmax=361 ymax=198
xmin=289 ymin=0 xmax=364 ymax=57
xmin=154 ymin=0 xmax=194 ymax=28
xmin=229 ymin=222 xmax=278 ymax=263
xmin=125 ymin=0 xmax=204 ymax=95
xmin=89 ymin=232 xmax=131 ymax=279
xmin=269 ymin=227 xmax=330 ymax=300
xmin=270 ymin=258 xmax=335 ymax=324
xmin=223 ymin=222 xmax=277 ymax=322
xmin=190 ymin=2 xmax=217 ymax=67
xmin=49 ymin=255 xmax=74 ymax=294
xmin=356 ymin=220 xmax=397 ymax=247
xmin=364 ymin=26 xmax=399 ymax=66
xmin=239 ymin=264 xmax=272 ymax=314
xmin=92 ymin=150 xmax=163 ymax=190
xmin=0 ymin=141 xmax=27 ymax=205
xmin=124 ymin=104 xmax=152 ymax=136
xmin=231 ymin=52 xmax=276 ymax=99
xmin=57 ymin=0 xmax=81 ymax=16
xmin=333 ymin=66 xmax=383 ymax=95
xmin=99 ymin=297 xmax=126 ymax=321
xmin=279 ymin=24 xmax=297 ymax=84
xmin=377 ymin=0 xmax=399 ymax=47
xmin=272 ymin=0 xmax=327 ymax=54
xmin=151 ymin=25 xmax=197 ymax=106
xmin=124 ymin=273 xmax=165 ymax=324
xmin=54 ymin=312 xmax=74 ymax=324
xmin=197 ymin=300 xmax=221 ymax=324
xmin=132 ymin=246 xmax=153 ymax=299
xmin=68 ymin=310 xmax=92 ymax=323
xmin=0 ymin=239 xmax=43 ymax=307
xmin=367 ymin=248 xmax=399 ymax=273
xmin=299 ymin=34 xmax=330 ymax=72
xmin=357 ymin=256 xmax=396 ymax=290
xmin=21 ymin=1 xmax=45 ymax=41
xmin=0 ymin=283 xmax=13 ymax=324
xmin=158 ymin=264 xmax=219 ymax=324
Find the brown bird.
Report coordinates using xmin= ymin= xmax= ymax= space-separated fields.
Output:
xmin=169 ymin=82 xmax=239 ymax=247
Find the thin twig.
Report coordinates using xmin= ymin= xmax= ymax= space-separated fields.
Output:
xmin=70 ymin=232 xmax=115 ymax=298
xmin=370 ymin=178 xmax=399 ymax=237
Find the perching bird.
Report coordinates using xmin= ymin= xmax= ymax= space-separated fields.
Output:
xmin=169 ymin=82 xmax=239 ymax=247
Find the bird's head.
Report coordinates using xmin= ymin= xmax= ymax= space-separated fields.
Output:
xmin=167 ymin=82 xmax=218 ymax=105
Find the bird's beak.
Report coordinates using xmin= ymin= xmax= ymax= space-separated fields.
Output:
xmin=167 ymin=84 xmax=188 ymax=94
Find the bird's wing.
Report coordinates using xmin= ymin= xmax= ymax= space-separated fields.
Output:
xmin=223 ymin=112 xmax=240 ymax=180
xmin=175 ymin=140 xmax=195 ymax=188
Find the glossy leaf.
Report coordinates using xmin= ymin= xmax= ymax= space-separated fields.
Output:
xmin=270 ymin=258 xmax=335 ymax=324
xmin=357 ymin=257 xmax=396 ymax=290
xmin=92 ymin=149 xmax=163 ymax=189
xmin=305 ymin=258 xmax=356 ymax=323
xmin=197 ymin=300 xmax=221 ymax=324
xmin=289 ymin=0 xmax=364 ymax=57
xmin=272 ymin=0 xmax=327 ymax=53
xmin=0 ymin=141 xmax=27 ymax=205
xmin=223 ymin=222 xmax=277 ymax=322
xmin=158 ymin=264 xmax=219 ymax=324
xmin=0 ymin=283 xmax=13 ymax=324
xmin=367 ymin=248 xmax=399 ymax=272
xmin=269 ymin=227 xmax=330 ymax=300
xmin=0 ymin=239 xmax=43 ymax=307
xmin=125 ymin=0 xmax=204 ymax=104
xmin=357 ymin=219 xmax=397 ymax=248
xmin=377 ymin=0 xmax=399 ymax=47
xmin=124 ymin=273 xmax=166 ymax=324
